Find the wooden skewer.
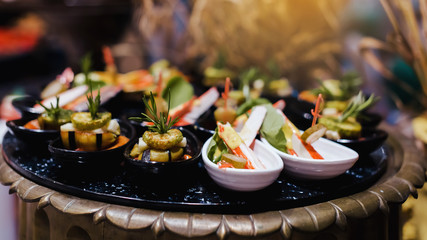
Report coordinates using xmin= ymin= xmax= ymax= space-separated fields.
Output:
xmin=222 ymin=77 xmax=230 ymax=109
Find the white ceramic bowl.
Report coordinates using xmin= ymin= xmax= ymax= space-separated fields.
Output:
xmin=202 ymin=137 xmax=284 ymax=191
xmin=261 ymin=137 xmax=359 ymax=180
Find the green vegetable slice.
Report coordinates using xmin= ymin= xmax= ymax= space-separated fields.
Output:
xmin=162 ymin=76 xmax=194 ymax=109
xmin=71 ymin=112 xmax=111 ymax=131
xmin=207 ymin=128 xmax=229 ymax=163
xmin=221 ymin=153 xmax=246 ymax=169
xmin=236 ymin=98 xmax=270 ymax=116
xmin=260 ymin=104 xmax=287 ymax=153
xmin=301 ymin=123 xmax=327 ymax=144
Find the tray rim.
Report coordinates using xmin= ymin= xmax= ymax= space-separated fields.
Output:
xmin=1 ymin=130 xmax=388 ymax=214
xmin=0 ymin=123 xmax=425 ymax=239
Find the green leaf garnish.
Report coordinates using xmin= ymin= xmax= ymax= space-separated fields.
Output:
xmin=81 ymin=53 xmax=101 ymax=119
xmin=260 ymin=104 xmax=288 ymax=153
xmin=312 ymin=72 xmax=362 ymax=101
xmin=81 ymin=53 xmax=92 ymax=86
xmin=213 ymin=51 xmax=227 ymax=69
xmin=339 ymin=91 xmax=379 ymax=122
xmin=207 ymin=127 xmax=229 ymax=163
xmin=236 ymin=98 xmax=270 ymax=116
xmin=161 ymin=76 xmax=194 ymax=109
xmin=37 ymin=97 xmax=61 ymax=121
xmin=129 ymin=89 xmax=179 ymax=134
xmin=86 ymin=84 xmax=101 ymax=120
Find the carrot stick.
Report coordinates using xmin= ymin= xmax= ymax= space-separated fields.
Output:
xmin=311 ymin=94 xmax=323 ymax=127
xmin=222 ymin=77 xmax=230 ymax=109
xmin=102 ymin=46 xmax=115 ymax=67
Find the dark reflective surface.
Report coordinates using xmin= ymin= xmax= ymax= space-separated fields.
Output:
xmin=2 ymin=126 xmax=387 ymax=214
xmin=334 ymin=128 xmax=388 ymax=156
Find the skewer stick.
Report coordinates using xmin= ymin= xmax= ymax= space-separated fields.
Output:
xmin=311 ymin=94 xmax=323 ymax=127
xmin=222 ymin=77 xmax=230 ymax=109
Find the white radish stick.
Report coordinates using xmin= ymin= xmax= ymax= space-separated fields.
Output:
xmin=65 ymin=85 xmax=122 ymax=112
xmin=178 ymin=87 xmax=219 ymax=125
xmin=239 ymin=105 xmax=267 ymax=146
xmin=34 ymin=85 xmax=88 ymax=113
xmin=217 ymin=122 xmax=265 ymax=169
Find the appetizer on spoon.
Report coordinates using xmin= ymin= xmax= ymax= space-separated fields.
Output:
xmin=202 ymin=105 xmax=283 ymax=191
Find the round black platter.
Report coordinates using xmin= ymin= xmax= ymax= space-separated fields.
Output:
xmin=1 ymin=127 xmax=387 ymax=214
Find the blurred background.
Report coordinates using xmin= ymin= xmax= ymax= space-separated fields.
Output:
xmin=0 ymin=0 xmax=425 ymax=240
xmin=0 ymin=0 xmax=394 ymax=104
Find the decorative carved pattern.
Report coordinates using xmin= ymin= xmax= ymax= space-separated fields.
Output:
xmin=0 ymin=124 xmax=425 ymax=239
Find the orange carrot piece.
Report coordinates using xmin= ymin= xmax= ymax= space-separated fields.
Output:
xmin=24 ymin=119 xmax=40 ymax=130
xmin=296 ymin=135 xmax=323 ymax=159
xmin=311 ymin=94 xmax=323 ymax=127
xmin=102 ymin=46 xmax=115 ymax=66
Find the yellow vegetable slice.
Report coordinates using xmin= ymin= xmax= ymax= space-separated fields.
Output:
xmin=149 ymin=147 xmax=184 ymax=162
xmin=220 ymin=153 xmax=246 ymax=169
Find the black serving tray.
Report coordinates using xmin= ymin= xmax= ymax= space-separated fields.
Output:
xmin=1 ymin=126 xmax=387 ymax=214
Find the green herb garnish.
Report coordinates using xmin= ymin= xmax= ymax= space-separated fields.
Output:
xmin=37 ymin=97 xmax=62 ymax=121
xmin=81 ymin=53 xmax=92 ymax=86
xmin=130 ymin=89 xmax=179 ymax=134
xmin=313 ymin=72 xmax=362 ymax=101
xmin=80 ymin=53 xmax=101 ymax=119
xmin=86 ymin=84 xmax=101 ymax=120
xmin=339 ymin=91 xmax=379 ymax=122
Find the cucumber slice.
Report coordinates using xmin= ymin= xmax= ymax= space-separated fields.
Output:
xmin=301 ymin=124 xmax=327 ymax=144
xmin=71 ymin=112 xmax=111 ymax=131
xmin=220 ymin=153 xmax=246 ymax=169
xmin=319 ymin=117 xmax=361 ymax=139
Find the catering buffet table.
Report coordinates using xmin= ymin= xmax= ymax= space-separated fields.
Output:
xmin=0 ymin=123 xmax=425 ymax=240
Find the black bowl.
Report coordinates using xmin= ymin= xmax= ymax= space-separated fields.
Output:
xmin=11 ymin=95 xmax=41 ymax=119
xmin=281 ymin=97 xmax=384 ymax=130
xmin=123 ymin=127 xmax=202 ymax=180
xmin=357 ymin=112 xmax=383 ymax=129
xmin=48 ymin=119 xmax=136 ymax=165
xmin=6 ymin=117 xmax=59 ymax=148
xmin=333 ymin=128 xmax=388 ymax=156
xmin=281 ymin=96 xmax=315 ymax=130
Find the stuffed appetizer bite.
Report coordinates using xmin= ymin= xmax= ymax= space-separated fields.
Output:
xmin=24 ymin=97 xmax=73 ymax=130
xmin=60 ymin=84 xmax=123 ymax=151
xmin=129 ymin=91 xmax=190 ymax=162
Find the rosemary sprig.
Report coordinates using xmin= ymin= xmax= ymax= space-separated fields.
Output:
xmin=37 ymin=97 xmax=61 ymax=120
xmin=339 ymin=91 xmax=379 ymax=122
xmin=86 ymin=83 xmax=101 ymax=120
xmin=81 ymin=53 xmax=92 ymax=86
xmin=129 ymin=89 xmax=179 ymax=134
xmin=81 ymin=53 xmax=101 ymax=119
